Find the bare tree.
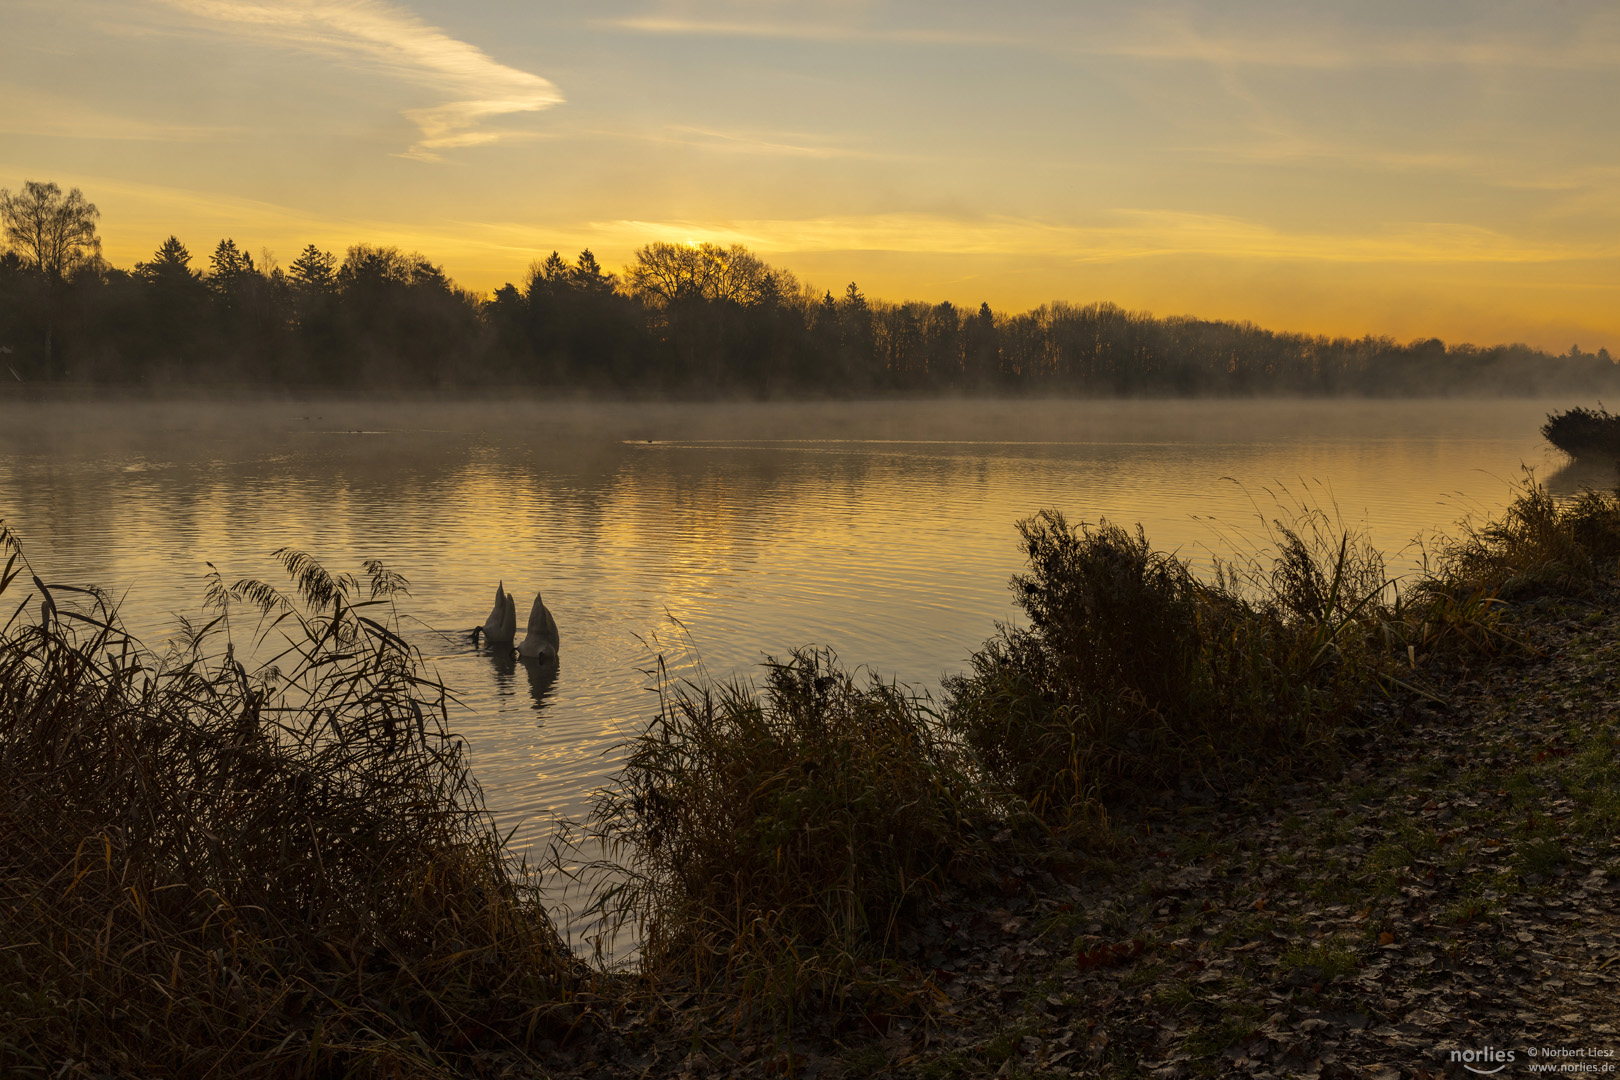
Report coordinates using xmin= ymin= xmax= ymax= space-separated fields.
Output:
xmin=0 ymin=180 xmax=101 ymax=281
xmin=626 ymin=242 xmax=774 ymax=305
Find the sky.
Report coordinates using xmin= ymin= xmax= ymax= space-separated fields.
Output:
xmin=3 ymin=0 xmax=1618 ymax=351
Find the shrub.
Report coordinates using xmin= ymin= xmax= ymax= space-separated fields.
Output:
xmin=1541 ymin=405 xmax=1620 ymax=460
xmin=1427 ymin=474 xmax=1620 ymax=600
xmin=944 ymin=511 xmax=1382 ymax=818
xmin=578 ymin=647 xmax=992 ymax=1018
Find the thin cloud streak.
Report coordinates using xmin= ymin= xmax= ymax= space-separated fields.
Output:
xmin=580 ymin=212 xmax=1620 ymax=266
xmin=0 ymin=85 xmax=237 ymax=142
xmin=57 ymin=172 xmax=1618 ymax=286
xmin=598 ymin=15 xmax=1023 ymax=47
xmin=602 ymin=10 xmax=1620 ymax=70
xmin=662 ymin=126 xmax=876 ymax=159
xmin=84 ymin=189 xmax=1619 ymax=279
xmin=151 ymin=0 xmax=563 ymax=160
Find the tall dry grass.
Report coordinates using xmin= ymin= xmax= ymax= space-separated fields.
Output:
xmin=1426 ymin=475 xmax=1620 ymax=600
xmin=941 ymin=511 xmax=1385 ymax=819
xmin=572 ymin=647 xmax=998 ymax=1026
xmin=0 ymin=531 xmax=581 ymax=1078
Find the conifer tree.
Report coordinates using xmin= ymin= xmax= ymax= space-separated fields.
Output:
xmin=287 ymin=244 xmax=337 ymax=295
xmin=135 ymin=236 xmax=196 ymax=285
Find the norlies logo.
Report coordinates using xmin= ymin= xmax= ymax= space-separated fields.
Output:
xmin=1453 ymin=1047 xmax=1517 ymax=1075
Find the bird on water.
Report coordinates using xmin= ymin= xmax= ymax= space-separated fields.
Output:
xmin=518 ymin=592 xmax=560 ymax=661
xmin=472 ymin=582 xmax=517 ymax=648
xmin=471 ymin=583 xmax=559 ymax=661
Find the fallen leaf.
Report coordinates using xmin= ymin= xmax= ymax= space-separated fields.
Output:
xmin=1076 ymin=939 xmax=1146 ymax=971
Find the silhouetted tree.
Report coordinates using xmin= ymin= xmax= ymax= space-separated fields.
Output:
xmin=0 ymin=181 xmax=103 ymax=376
xmin=626 ymin=242 xmax=772 ymax=306
xmin=136 ymin=237 xmax=196 ymax=286
xmin=288 ymin=244 xmax=337 ymax=297
xmin=964 ymin=301 xmax=1000 ymax=386
xmin=571 ymin=249 xmax=615 ymax=294
xmin=207 ymin=240 xmax=255 ymax=309
xmin=528 ymin=251 xmax=571 ymax=294
xmin=5 ymin=183 xmax=1616 ymax=398
xmin=0 ymin=181 xmax=100 ymax=282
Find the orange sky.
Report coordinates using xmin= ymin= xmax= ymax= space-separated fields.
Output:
xmin=4 ymin=0 xmax=1618 ymax=352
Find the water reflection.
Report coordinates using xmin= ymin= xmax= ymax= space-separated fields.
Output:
xmin=523 ymin=657 xmax=560 ymax=712
xmin=478 ymin=647 xmax=559 ymax=710
xmin=483 ymin=647 xmax=520 ymax=698
xmin=0 ymin=397 xmax=1571 ymax=861
xmin=1545 ymin=457 xmax=1620 ymax=495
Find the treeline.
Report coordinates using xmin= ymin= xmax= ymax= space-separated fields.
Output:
xmin=1 ymin=182 xmax=1615 ymax=396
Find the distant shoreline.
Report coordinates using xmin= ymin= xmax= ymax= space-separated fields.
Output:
xmin=0 ymin=381 xmax=1606 ymax=405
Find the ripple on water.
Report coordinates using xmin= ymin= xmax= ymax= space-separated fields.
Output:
xmin=0 ymin=397 xmax=1567 ymax=942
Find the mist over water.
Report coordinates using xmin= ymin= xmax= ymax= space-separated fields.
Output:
xmin=0 ymin=397 xmax=1576 ymax=859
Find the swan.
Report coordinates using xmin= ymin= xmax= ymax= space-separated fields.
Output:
xmin=518 ymin=592 xmax=560 ymax=661
xmin=474 ymin=582 xmax=518 ymax=648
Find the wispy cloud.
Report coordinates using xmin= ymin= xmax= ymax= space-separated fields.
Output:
xmin=659 ymin=125 xmax=874 ymax=158
xmin=0 ymin=84 xmax=236 ymax=142
xmin=1185 ymin=136 xmax=1620 ymax=206
xmin=1099 ymin=15 xmax=1620 ymax=71
xmin=151 ymin=0 xmax=563 ymax=159
xmin=602 ymin=5 xmax=1620 ymax=70
xmin=600 ymin=13 xmax=1014 ymax=47
xmin=571 ymin=211 xmax=1620 ymax=265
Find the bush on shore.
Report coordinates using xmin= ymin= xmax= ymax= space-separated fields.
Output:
xmin=577 ymin=647 xmax=996 ymax=1021
xmin=1541 ymin=404 xmax=1620 ymax=461
xmin=941 ymin=511 xmax=1385 ymax=819
xmin=0 ymin=536 xmax=580 ymax=1078
xmin=1425 ymin=476 xmax=1620 ymax=601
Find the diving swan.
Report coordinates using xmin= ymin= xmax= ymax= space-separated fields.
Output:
xmin=474 ymin=582 xmax=518 ymax=647
xmin=518 ymin=592 xmax=560 ymax=661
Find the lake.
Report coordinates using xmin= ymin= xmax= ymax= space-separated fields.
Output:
xmin=0 ymin=397 xmax=1583 ymax=870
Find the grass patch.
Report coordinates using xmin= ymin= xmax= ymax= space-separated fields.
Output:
xmin=1280 ymin=941 xmax=1359 ymax=982
xmin=1516 ymin=839 xmax=1570 ymax=879
xmin=1181 ymin=1019 xmax=1260 ymax=1063
xmin=1444 ymin=898 xmax=1493 ymax=926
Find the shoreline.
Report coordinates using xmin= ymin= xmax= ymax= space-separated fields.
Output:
xmin=538 ymin=586 xmax=1620 ymax=1079
xmin=4 ymin=479 xmax=1619 ymax=1077
xmin=0 ymin=382 xmax=1602 ymax=406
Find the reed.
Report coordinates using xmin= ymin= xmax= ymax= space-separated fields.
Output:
xmin=942 ymin=510 xmax=1386 ymax=819
xmin=0 ymin=531 xmax=580 ymax=1078
xmin=574 ymin=647 xmax=996 ymax=1025
xmin=1425 ymin=474 xmax=1620 ymax=600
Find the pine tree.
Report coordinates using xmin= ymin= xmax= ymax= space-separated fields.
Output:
xmin=571 ymin=249 xmax=614 ymax=293
xmin=135 ymin=236 xmax=196 ymax=285
xmin=287 ymin=244 xmax=337 ymax=295
xmin=541 ymin=251 xmax=571 ymax=282
xmin=208 ymin=239 xmax=254 ymax=304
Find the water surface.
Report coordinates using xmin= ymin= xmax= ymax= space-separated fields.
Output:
xmin=0 ymin=397 xmax=1576 ymax=857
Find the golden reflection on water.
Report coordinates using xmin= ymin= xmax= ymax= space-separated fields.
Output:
xmin=0 ymin=397 xmax=1576 ymax=857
